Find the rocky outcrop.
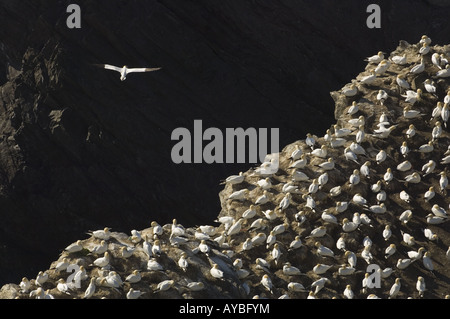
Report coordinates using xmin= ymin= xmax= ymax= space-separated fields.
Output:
xmin=1 ymin=0 xmax=450 ymax=289
xmin=2 ymin=39 xmax=449 ymax=299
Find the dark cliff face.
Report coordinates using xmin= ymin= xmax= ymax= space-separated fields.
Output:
xmin=0 ymin=0 xmax=449 ymax=285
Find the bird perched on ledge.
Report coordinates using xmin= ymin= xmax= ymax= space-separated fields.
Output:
xmin=365 ymin=51 xmax=385 ymax=64
xmin=9 ymin=37 xmax=450 ymax=301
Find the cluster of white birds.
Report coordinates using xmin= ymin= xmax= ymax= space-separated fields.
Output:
xmin=12 ymin=36 xmax=450 ymax=300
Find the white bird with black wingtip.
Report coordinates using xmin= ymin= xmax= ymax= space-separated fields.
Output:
xmin=96 ymin=64 xmax=161 ymax=81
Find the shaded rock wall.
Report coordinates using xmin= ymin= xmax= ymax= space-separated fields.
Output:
xmin=0 ymin=0 xmax=449 ymax=286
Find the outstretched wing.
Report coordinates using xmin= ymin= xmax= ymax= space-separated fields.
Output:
xmin=94 ymin=64 xmax=123 ymax=73
xmin=127 ymin=67 xmax=162 ymax=73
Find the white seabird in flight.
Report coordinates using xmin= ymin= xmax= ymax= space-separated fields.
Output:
xmin=96 ymin=64 xmax=161 ymax=81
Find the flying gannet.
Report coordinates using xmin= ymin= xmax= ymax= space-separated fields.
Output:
xmin=96 ymin=64 xmax=161 ymax=81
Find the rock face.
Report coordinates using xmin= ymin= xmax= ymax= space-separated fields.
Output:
xmin=1 ymin=39 xmax=449 ymax=299
xmin=0 ymin=0 xmax=450 ymax=288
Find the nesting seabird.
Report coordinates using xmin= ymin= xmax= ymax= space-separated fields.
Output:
xmin=406 ymin=124 xmax=416 ymax=138
xmin=399 ymin=209 xmax=412 ymax=224
xmin=342 ymin=218 xmax=358 ymax=232
xmin=441 ymin=103 xmax=449 ymax=127
xmin=287 ymin=282 xmax=307 ymax=293
xmin=35 ymin=271 xmax=49 ymax=286
xmin=391 ymin=53 xmax=407 ymax=65
xmin=315 ymin=242 xmax=335 ymax=258
xmin=338 ymin=264 xmax=356 ymax=276
xmin=432 ymin=53 xmax=441 ymax=69
xmin=423 ymin=228 xmax=438 ymax=241
xmin=289 ymin=235 xmax=303 ymax=250
xmin=223 ymin=172 xmax=245 ymax=185
xmin=125 ymin=288 xmax=146 ymax=300
xmin=416 ymin=276 xmax=426 ymax=298
xmin=289 ymin=155 xmax=307 ymax=169
xmin=290 ymin=145 xmax=303 ymax=161
xmin=93 ymin=251 xmax=111 ymax=268
xmin=156 ymin=280 xmax=175 ymax=292
xmin=263 ymin=209 xmax=277 ymax=221
xmin=424 ymin=79 xmax=436 ymax=94
xmin=401 ymin=231 xmax=416 ymax=246
xmin=419 ymin=42 xmax=430 ymax=55
xmin=396 ymin=74 xmax=410 ymax=90
xmin=282 ymin=262 xmax=303 ymax=276
xmin=83 ymin=277 xmax=96 ymax=299
xmin=422 ymin=252 xmax=434 ymax=273
xmin=19 ymin=278 xmax=31 ymax=293
xmin=403 ymin=105 xmax=423 ymax=118
xmin=228 ymin=189 xmax=248 ymax=201
xmin=374 ymin=60 xmax=390 ymax=75
xmin=439 ymin=172 xmax=448 ymax=192
xmin=343 ymin=285 xmax=354 ymax=299
xmin=312 ymin=263 xmax=333 ymax=275
xmin=365 ymin=51 xmax=385 ymax=64
xmin=187 ymin=282 xmax=205 ymax=292
xmin=432 ymin=122 xmax=442 ymax=140
xmin=64 ymin=240 xmax=84 ymax=253
xmin=257 ymin=177 xmax=272 ymax=190
xmin=125 ymin=270 xmax=142 ymax=283
xmin=407 ymin=247 xmax=425 ymax=261
xmin=305 ymin=133 xmax=317 ymax=149
xmin=344 ymin=147 xmax=359 ymax=164
xmin=343 ymin=251 xmax=356 ymax=268
xmin=420 ymin=35 xmax=432 ymax=45
xmin=306 ymin=226 xmax=326 ymax=238
xmin=260 ymin=275 xmax=273 ymax=293
xmin=436 ymin=64 xmax=450 ymax=78
xmin=431 ymin=102 xmax=443 ymax=121
xmin=382 ymin=225 xmax=392 ymax=241
xmin=347 ymin=101 xmax=359 ymax=115
xmin=321 ymin=210 xmax=338 ymax=224
xmin=255 ymin=190 xmax=270 ymax=205
xmin=422 ymin=160 xmax=436 ymax=176
xmin=342 ymin=84 xmax=358 ymax=97
xmin=311 ymin=277 xmax=330 ymax=294
xmin=251 ymin=232 xmax=266 ymax=247
xmin=377 ymin=90 xmax=389 ymax=105
xmin=389 ymin=278 xmax=402 ymax=298
xmin=385 ymin=244 xmax=396 ymax=259
xmin=431 ymin=204 xmax=448 ymax=218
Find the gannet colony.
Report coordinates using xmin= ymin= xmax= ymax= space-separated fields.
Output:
xmin=1 ymin=36 xmax=449 ymax=299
